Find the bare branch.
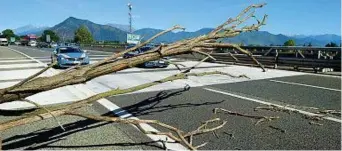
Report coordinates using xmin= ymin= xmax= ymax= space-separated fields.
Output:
xmin=197 ymin=43 xmax=266 ymax=72
xmin=182 ymin=56 xmax=210 ymax=73
xmin=0 ymin=3 xmax=267 ymax=106
xmin=214 ymin=108 xmax=279 ymax=125
xmin=21 ymin=99 xmax=65 ymax=131
xmin=192 ymin=49 xmax=216 ymax=61
xmin=195 ymin=142 xmax=209 ymax=149
xmin=1 ymin=71 xmax=241 ymax=131
xmin=89 ymin=25 xmax=186 ymax=69
xmin=5 ymin=62 xmax=57 ymax=92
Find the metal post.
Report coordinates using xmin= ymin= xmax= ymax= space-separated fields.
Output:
xmin=128 ymin=3 xmax=132 ymax=34
xmin=274 ymin=49 xmax=278 ymax=69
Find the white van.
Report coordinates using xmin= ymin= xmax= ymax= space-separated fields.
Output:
xmin=0 ymin=38 xmax=8 ymax=46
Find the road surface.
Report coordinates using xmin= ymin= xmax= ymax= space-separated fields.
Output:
xmin=0 ymin=45 xmax=340 ymax=150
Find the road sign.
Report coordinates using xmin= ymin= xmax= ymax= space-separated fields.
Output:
xmin=10 ymin=37 xmax=15 ymax=42
xmin=127 ymin=34 xmax=140 ymax=44
xmin=46 ymin=35 xmax=51 ymax=43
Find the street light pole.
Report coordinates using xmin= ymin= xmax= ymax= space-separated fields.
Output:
xmin=128 ymin=3 xmax=132 ymax=34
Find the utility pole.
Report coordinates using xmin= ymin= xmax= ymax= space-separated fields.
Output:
xmin=128 ymin=3 xmax=132 ymax=33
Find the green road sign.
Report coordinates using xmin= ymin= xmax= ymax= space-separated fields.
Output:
xmin=10 ymin=37 xmax=15 ymax=42
xmin=127 ymin=34 xmax=140 ymax=44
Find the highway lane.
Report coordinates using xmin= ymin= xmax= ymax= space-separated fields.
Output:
xmin=107 ymin=76 xmax=341 ymax=150
xmin=0 ymin=45 xmax=341 ymax=150
xmin=0 ymin=46 xmax=162 ymax=150
xmin=1 ymin=105 xmax=162 ymax=150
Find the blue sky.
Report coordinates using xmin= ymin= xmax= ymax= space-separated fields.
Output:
xmin=1 ymin=0 xmax=341 ymax=35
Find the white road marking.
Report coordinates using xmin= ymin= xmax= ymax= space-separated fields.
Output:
xmin=0 ymin=59 xmax=33 ymax=63
xmin=0 ymin=63 xmax=43 ymax=69
xmin=269 ymin=80 xmax=341 ymax=92
xmin=6 ymin=47 xmax=49 ymax=65
xmin=0 ymin=57 xmax=28 ymax=60
xmin=204 ymin=87 xmax=342 ymax=123
xmin=0 ymin=69 xmax=43 ymax=81
xmin=88 ymin=87 xmax=188 ymax=150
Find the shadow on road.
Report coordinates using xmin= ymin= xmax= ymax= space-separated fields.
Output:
xmin=2 ymin=117 xmax=165 ymax=150
xmin=2 ymin=86 xmax=225 ymax=150
xmin=113 ymin=85 xmax=225 ymax=117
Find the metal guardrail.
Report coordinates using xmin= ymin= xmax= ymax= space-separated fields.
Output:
xmin=210 ymin=53 xmax=341 ymax=72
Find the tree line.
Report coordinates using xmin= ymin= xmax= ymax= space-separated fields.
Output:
xmin=279 ymin=39 xmax=340 ymax=47
xmin=2 ymin=27 xmax=340 ymax=47
xmin=1 ymin=25 xmax=94 ymax=44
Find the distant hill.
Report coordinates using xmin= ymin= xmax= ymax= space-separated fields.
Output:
xmin=107 ymin=23 xmax=134 ymax=33
xmin=133 ymin=28 xmax=213 ymax=43
xmin=50 ymin=17 xmax=128 ymax=42
xmin=14 ymin=25 xmax=49 ymax=36
xmin=13 ymin=17 xmax=340 ymax=46
xmin=134 ymin=28 xmax=341 ymax=46
xmin=290 ymin=34 xmax=341 ymax=46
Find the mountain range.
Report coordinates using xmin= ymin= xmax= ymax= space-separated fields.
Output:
xmin=13 ymin=17 xmax=341 ymax=46
xmin=14 ymin=25 xmax=49 ymax=35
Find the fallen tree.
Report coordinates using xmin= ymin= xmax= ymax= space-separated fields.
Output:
xmin=0 ymin=3 xmax=267 ymax=104
xmin=0 ymin=3 xmax=268 ymax=150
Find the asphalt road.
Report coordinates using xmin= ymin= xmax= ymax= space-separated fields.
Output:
xmin=0 ymin=45 xmax=341 ymax=150
xmin=106 ymin=76 xmax=341 ymax=150
xmin=0 ymin=46 xmax=162 ymax=150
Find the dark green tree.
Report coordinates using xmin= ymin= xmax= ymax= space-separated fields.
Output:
xmin=1 ymin=29 xmax=16 ymax=40
xmin=40 ymin=30 xmax=60 ymax=42
xmin=325 ymin=42 xmax=338 ymax=47
xmin=284 ymin=39 xmax=296 ymax=46
xmin=308 ymin=42 xmax=312 ymax=47
xmin=74 ymin=25 xmax=94 ymax=44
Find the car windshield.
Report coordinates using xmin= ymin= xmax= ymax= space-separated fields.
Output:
xmin=126 ymin=46 xmax=153 ymax=54
xmin=58 ymin=47 xmax=82 ymax=53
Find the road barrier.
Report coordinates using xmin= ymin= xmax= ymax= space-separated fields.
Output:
xmin=209 ymin=53 xmax=341 ymax=72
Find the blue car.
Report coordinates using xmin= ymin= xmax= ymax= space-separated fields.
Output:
xmin=123 ymin=45 xmax=169 ymax=68
xmin=51 ymin=46 xmax=90 ymax=68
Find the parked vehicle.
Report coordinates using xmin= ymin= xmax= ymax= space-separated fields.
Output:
xmin=28 ymin=40 xmax=37 ymax=47
xmin=49 ymin=42 xmax=58 ymax=48
xmin=0 ymin=37 xmax=8 ymax=46
xmin=123 ymin=45 xmax=169 ymax=68
xmin=20 ymin=34 xmax=37 ymax=46
xmin=51 ymin=46 xmax=90 ymax=68
xmin=37 ymin=42 xmax=49 ymax=48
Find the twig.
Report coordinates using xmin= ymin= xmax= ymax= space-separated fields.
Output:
xmin=223 ymin=132 xmax=235 ymax=139
xmin=212 ymin=131 xmax=219 ymax=138
xmin=89 ymin=25 xmax=185 ymax=69
xmin=184 ymin=118 xmax=227 ymax=137
xmin=309 ymin=121 xmax=323 ymax=126
xmin=163 ymin=60 xmax=187 ymax=71
xmin=21 ymin=99 xmax=65 ymax=131
xmin=195 ymin=142 xmax=209 ymax=149
xmin=213 ymin=108 xmax=279 ymax=125
xmin=6 ymin=62 xmax=57 ymax=91
xmin=192 ymin=50 xmax=216 ymax=61
xmin=316 ymin=110 xmax=341 ymax=116
xmin=254 ymin=105 xmax=295 ymax=114
xmin=228 ymin=52 xmax=239 ymax=61
xmin=182 ymin=56 xmax=210 ymax=73
xmin=268 ymin=125 xmax=286 ymax=133
xmin=303 ymin=115 xmax=324 ymax=121
xmin=197 ymin=43 xmax=266 ymax=72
